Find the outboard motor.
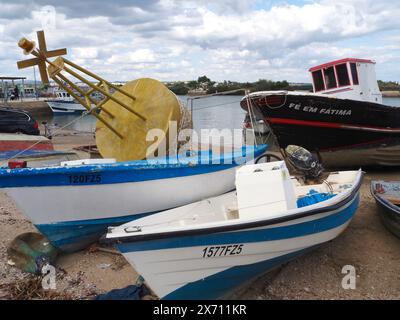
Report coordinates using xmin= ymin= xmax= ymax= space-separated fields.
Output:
xmin=285 ymin=145 xmax=323 ymax=181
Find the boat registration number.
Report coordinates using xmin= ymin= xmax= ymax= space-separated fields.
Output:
xmin=68 ymin=174 xmax=102 ymax=184
xmin=202 ymin=244 xmax=243 ymax=258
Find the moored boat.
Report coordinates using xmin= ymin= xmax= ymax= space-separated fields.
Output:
xmin=0 ymin=145 xmax=267 ymax=252
xmin=0 ymin=133 xmax=79 ymax=167
xmin=106 ymin=161 xmax=363 ymax=300
xmin=46 ymin=88 xmax=87 ymax=114
xmin=371 ymin=181 xmax=400 ymax=238
xmin=241 ymin=58 xmax=400 ymax=167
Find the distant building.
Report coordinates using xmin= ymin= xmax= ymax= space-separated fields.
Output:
xmin=187 ymin=88 xmax=207 ymax=95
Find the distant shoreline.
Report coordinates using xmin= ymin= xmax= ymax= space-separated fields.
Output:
xmin=184 ymin=90 xmax=400 ymax=97
xmin=382 ymin=91 xmax=400 ymax=97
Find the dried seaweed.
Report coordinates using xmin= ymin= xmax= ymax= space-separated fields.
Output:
xmin=0 ymin=275 xmax=74 ymax=300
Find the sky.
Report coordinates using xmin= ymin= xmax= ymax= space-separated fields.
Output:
xmin=0 ymin=0 xmax=399 ymax=83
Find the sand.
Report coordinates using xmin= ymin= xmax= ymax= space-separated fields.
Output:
xmin=0 ymin=132 xmax=400 ymax=300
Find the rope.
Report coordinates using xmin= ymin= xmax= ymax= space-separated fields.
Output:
xmin=244 ymin=90 xmax=258 ymax=146
xmin=264 ymin=91 xmax=288 ymax=109
xmin=190 ymin=99 xmax=243 ymax=111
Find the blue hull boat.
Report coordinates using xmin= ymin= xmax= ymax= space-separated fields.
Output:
xmin=0 ymin=145 xmax=267 ymax=252
xmin=107 ymin=163 xmax=362 ymax=300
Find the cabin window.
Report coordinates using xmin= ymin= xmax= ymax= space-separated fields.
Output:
xmin=350 ymin=63 xmax=359 ymax=85
xmin=323 ymin=66 xmax=337 ymax=89
xmin=335 ymin=63 xmax=350 ymax=86
xmin=312 ymin=70 xmax=325 ymax=92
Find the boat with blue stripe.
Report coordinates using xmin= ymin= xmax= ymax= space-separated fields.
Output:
xmin=106 ymin=161 xmax=363 ymax=300
xmin=0 ymin=144 xmax=267 ymax=252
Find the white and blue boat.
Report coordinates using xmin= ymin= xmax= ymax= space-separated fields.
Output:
xmin=106 ymin=161 xmax=363 ymax=300
xmin=0 ymin=145 xmax=267 ymax=252
xmin=46 ymin=88 xmax=87 ymax=114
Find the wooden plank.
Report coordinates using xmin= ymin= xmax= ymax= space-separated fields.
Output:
xmin=37 ymin=30 xmax=47 ymax=52
xmin=382 ymin=195 xmax=400 ymax=205
xmin=47 ymin=48 xmax=67 ymax=58
xmin=38 ymin=61 xmax=49 ymax=84
xmin=17 ymin=58 xmax=39 ymax=69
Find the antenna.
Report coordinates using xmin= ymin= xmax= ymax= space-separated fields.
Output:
xmin=16 ymin=31 xmax=188 ymax=161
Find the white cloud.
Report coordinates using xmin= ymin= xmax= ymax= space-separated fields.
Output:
xmin=0 ymin=0 xmax=399 ymax=82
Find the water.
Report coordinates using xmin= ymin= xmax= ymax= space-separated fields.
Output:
xmin=37 ymin=96 xmax=400 ymax=133
xmin=38 ymin=95 xmax=247 ymax=133
xmin=384 ymin=97 xmax=400 ymax=107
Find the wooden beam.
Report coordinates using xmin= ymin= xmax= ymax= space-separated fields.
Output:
xmin=52 ymin=76 xmax=123 ymax=139
xmin=38 ymin=60 xmax=49 ymax=84
xmin=47 ymin=48 xmax=67 ymax=58
xmin=55 ymin=71 xmax=114 ymax=118
xmin=17 ymin=57 xmax=39 ymax=69
xmin=63 ymin=58 xmax=136 ymax=101
xmin=37 ymin=30 xmax=47 ymax=52
xmin=63 ymin=64 xmax=146 ymax=121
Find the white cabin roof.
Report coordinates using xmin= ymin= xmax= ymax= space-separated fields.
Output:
xmin=308 ymin=57 xmax=382 ymax=104
xmin=308 ymin=58 xmax=375 ymax=73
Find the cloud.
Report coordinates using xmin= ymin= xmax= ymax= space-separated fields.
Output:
xmin=0 ymin=0 xmax=399 ymax=83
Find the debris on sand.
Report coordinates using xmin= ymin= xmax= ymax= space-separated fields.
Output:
xmin=0 ymin=275 xmax=74 ymax=300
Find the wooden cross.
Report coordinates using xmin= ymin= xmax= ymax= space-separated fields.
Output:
xmin=17 ymin=30 xmax=67 ymax=84
xmin=15 ymin=29 xmax=145 ymax=141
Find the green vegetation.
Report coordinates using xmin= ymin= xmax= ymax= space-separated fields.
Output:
xmin=166 ymin=76 xmax=292 ymax=95
xmin=378 ymin=80 xmax=400 ymax=91
xmin=168 ymin=81 xmax=189 ymax=95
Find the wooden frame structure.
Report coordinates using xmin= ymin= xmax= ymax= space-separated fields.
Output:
xmin=17 ymin=30 xmax=146 ymax=139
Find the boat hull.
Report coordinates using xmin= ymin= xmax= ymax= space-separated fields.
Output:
xmin=1 ymin=146 xmax=267 ymax=251
xmin=371 ymin=181 xmax=400 ymax=238
xmin=242 ymin=93 xmax=400 ymax=167
xmin=117 ymin=190 xmax=360 ymax=300
xmin=46 ymin=101 xmax=87 ymax=114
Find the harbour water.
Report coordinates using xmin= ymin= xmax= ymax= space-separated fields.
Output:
xmin=37 ymin=96 xmax=400 ymax=134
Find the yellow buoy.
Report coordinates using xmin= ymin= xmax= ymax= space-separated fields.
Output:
xmin=16 ymin=31 xmax=192 ymax=162
xmin=96 ymin=78 xmax=182 ymax=161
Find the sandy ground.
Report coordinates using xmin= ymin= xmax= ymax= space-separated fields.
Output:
xmin=0 ymin=132 xmax=399 ymax=300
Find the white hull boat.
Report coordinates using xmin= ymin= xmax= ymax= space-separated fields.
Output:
xmin=46 ymin=101 xmax=87 ymax=114
xmin=0 ymin=145 xmax=267 ymax=252
xmin=107 ymin=161 xmax=363 ymax=300
xmin=46 ymin=87 xmax=87 ymax=114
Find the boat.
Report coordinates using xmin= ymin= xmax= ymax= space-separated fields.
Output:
xmin=243 ymin=113 xmax=269 ymax=134
xmin=241 ymin=58 xmax=400 ymax=167
xmin=0 ymin=133 xmax=79 ymax=167
xmin=46 ymin=88 xmax=87 ymax=114
xmin=0 ymin=145 xmax=267 ymax=252
xmin=371 ymin=181 xmax=400 ymax=238
xmin=0 ymin=133 xmax=53 ymax=155
xmin=242 ymin=113 xmax=271 ymax=146
xmin=106 ymin=160 xmax=363 ymax=300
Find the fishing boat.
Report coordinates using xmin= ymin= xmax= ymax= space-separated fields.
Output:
xmin=241 ymin=58 xmax=400 ymax=167
xmin=46 ymin=88 xmax=87 ymax=114
xmin=371 ymin=181 xmax=400 ymax=238
xmin=0 ymin=133 xmax=79 ymax=167
xmin=106 ymin=160 xmax=363 ymax=300
xmin=0 ymin=145 xmax=267 ymax=252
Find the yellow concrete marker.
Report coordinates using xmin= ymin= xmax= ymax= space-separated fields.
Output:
xmin=16 ymin=30 xmax=187 ymax=162
xmin=96 ymin=78 xmax=181 ymax=161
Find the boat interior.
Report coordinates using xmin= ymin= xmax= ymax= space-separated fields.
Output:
xmin=111 ymin=169 xmax=360 ymax=238
xmin=372 ymin=181 xmax=400 ymax=206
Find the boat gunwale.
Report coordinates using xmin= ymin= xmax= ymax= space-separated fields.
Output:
xmin=0 ymin=145 xmax=267 ymax=177
xmin=107 ymin=170 xmax=363 ymax=244
xmin=240 ymin=91 xmax=397 ymax=111
xmin=370 ymin=181 xmax=400 ymax=215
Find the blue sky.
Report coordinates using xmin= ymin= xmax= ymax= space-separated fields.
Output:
xmin=0 ymin=0 xmax=399 ymax=83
